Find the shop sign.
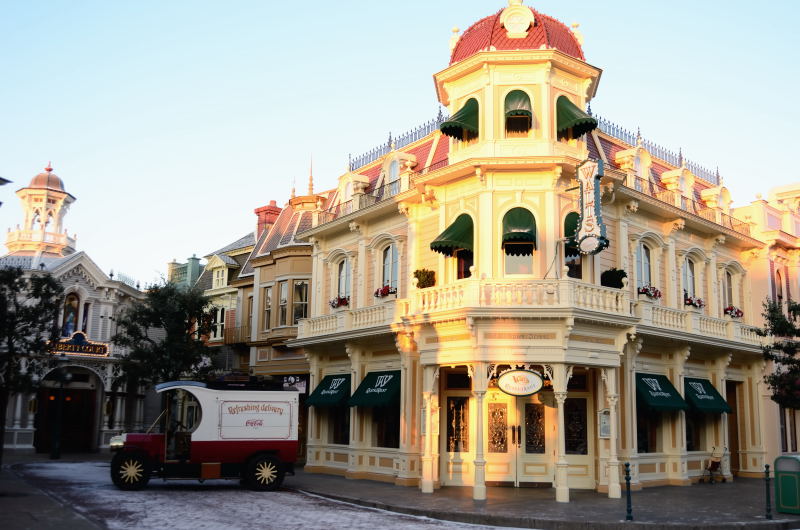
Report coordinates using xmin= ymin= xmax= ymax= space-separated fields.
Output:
xmin=575 ymin=158 xmax=609 ymax=255
xmin=497 ymin=370 xmax=544 ymax=396
xmin=220 ymin=400 xmax=291 ymax=439
xmin=282 ymin=375 xmax=308 ymax=394
xmin=50 ymin=332 xmax=109 ymax=357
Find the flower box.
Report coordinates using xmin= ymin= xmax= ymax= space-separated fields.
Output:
xmin=684 ymin=295 xmax=705 ymax=309
xmin=329 ymin=296 xmax=350 ymax=309
xmin=374 ymin=285 xmax=397 ymax=298
xmin=723 ymin=305 xmax=743 ymax=319
xmin=637 ymin=285 xmax=662 ymax=300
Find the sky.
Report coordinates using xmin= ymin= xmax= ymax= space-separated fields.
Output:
xmin=1 ymin=0 xmax=798 ymax=286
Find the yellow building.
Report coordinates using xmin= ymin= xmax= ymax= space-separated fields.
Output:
xmin=272 ymin=0 xmax=794 ymax=502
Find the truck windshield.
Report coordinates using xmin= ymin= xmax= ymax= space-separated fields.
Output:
xmin=149 ymin=389 xmax=202 ymax=434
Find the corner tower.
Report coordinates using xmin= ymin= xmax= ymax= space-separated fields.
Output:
xmin=435 ymin=0 xmax=601 ymax=166
xmin=6 ymin=164 xmax=77 ymax=257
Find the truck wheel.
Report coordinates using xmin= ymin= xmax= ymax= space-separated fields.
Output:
xmin=111 ymin=452 xmax=151 ymax=490
xmin=246 ymin=455 xmax=284 ymax=491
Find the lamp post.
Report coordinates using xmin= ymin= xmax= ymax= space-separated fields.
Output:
xmin=49 ymin=355 xmax=72 ymax=460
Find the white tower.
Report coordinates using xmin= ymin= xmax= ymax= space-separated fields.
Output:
xmin=5 ymin=164 xmax=76 ymax=257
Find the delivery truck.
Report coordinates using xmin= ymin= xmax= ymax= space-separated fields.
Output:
xmin=109 ymin=380 xmax=299 ymax=491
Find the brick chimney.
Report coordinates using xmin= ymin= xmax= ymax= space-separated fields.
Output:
xmin=254 ymin=200 xmax=282 ymax=238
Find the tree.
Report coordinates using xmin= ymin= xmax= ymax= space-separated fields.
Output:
xmin=112 ymin=281 xmax=214 ymax=388
xmin=0 ymin=267 xmax=63 ymax=467
xmin=760 ymin=299 xmax=800 ymax=409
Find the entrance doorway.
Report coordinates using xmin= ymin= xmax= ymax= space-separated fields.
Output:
xmin=726 ymin=381 xmax=741 ymax=474
xmin=35 ymin=386 xmax=97 ymax=453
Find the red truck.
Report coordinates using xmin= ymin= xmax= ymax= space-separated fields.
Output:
xmin=110 ymin=381 xmax=299 ymax=491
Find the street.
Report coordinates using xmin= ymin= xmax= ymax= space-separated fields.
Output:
xmin=15 ymin=462 xmax=519 ymax=530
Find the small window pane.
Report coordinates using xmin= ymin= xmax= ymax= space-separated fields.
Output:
xmin=446 ymin=396 xmax=469 ymax=452
xmin=292 ymin=281 xmax=308 ymax=324
xmin=279 ymin=281 xmax=288 ymax=326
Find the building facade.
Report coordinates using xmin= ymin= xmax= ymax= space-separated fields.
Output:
xmin=285 ymin=1 xmax=796 ymax=502
xmin=2 ymin=166 xmax=145 ymax=452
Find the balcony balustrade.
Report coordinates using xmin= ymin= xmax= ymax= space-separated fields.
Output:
xmin=223 ymin=324 xmax=251 ymax=345
xmin=637 ymin=302 xmax=762 ymax=346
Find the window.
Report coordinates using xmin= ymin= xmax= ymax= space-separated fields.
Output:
xmin=81 ymin=302 xmax=90 ymax=333
xmin=213 ymin=268 xmax=225 ymax=289
xmin=776 ymin=269 xmax=784 ymax=303
xmin=278 ymin=281 xmax=288 ymax=326
xmin=337 ymin=260 xmax=351 ymax=298
xmin=292 ymin=281 xmax=308 ymax=324
xmin=636 ymin=243 xmax=652 ymax=288
xmin=455 ymin=250 xmax=473 ymax=279
xmin=564 ymin=212 xmax=581 ymax=279
xmin=263 ymin=286 xmax=272 ymax=330
xmin=219 ymin=308 xmax=225 ymax=338
xmin=373 ymin=404 xmax=400 ymax=448
xmin=62 ymin=293 xmax=79 ymax=337
xmin=329 ymin=405 xmax=350 ymax=445
xmin=564 ymin=398 xmax=588 ymax=455
xmin=388 ymin=160 xmax=399 ymax=196
xmin=683 ymin=258 xmax=696 ymax=298
xmin=382 ymin=244 xmax=398 ymax=289
xmin=247 ymin=296 xmax=253 ymax=324
xmin=502 ymin=208 xmax=536 ymax=275
xmin=636 ymin=401 xmax=659 ymax=453
xmin=504 ymin=245 xmax=532 ymax=275
xmin=504 ymin=90 xmax=532 ymax=138
xmin=723 ymin=271 xmax=733 ymax=308
xmin=447 ymin=396 xmax=469 ymax=452
xmin=685 ymin=409 xmax=704 ymax=452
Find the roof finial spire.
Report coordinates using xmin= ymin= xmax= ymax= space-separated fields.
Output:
xmin=636 ymin=127 xmax=643 ymax=147
xmin=678 ymin=148 xmax=684 ymax=168
xmin=308 ymin=154 xmax=314 ymax=196
xmin=291 ymin=178 xmax=296 ymax=199
xmin=45 ymin=161 xmax=52 ymax=172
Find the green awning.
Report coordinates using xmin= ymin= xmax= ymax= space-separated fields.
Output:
xmin=556 ymin=95 xmax=597 ymax=139
xmin=564 ymin=212 xmax=580 ymax=258
xmin=440 ymin=98 xmax=479 ymax=139
xmin=684 ymin=378 xmax=732 ymax=414
xmin=348 ymin=370 xmax=401 ymax=407
xmin=505 ymin=90 xmax=532 ymax=117
xmin=502 ymin=207 xmax=536 ymax=256
xmin=635 ymin=373 xmax=688 ymax=412
xmin=306 ymin=374 xmax=351 ymax=407
xmin=430 ymin=214 xmax=473 ymax=256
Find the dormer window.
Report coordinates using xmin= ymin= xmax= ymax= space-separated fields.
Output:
xmin=213 ymin=268 xmax=226 ymax=289
xmin=388 ymin=160 xmax=399 ymax=196
xmin=440 ymin=98 xmax=479 ymax=143
xmin=505 ymin=90 xmax=532 ymax=138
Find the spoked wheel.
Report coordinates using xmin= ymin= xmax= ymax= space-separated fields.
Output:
xmin=111 ymin=452 xmax=151 ymax=490
xmin=246 ymin=455 xmax=284 ymax=491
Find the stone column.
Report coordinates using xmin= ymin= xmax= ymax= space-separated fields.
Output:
xmin=26 ymin=393 xmax=35 ymax=429
xmin=420 ymin=364 xmax=438 ymax=493
xmin=471 ymin=362 xmax=488 ymax=500
xmin=12 ymin=393 xmax=22 ymax=428
xmin=552 ymin=363 xmax=572 ymax=502
xmin=604 ymin=367 xmax=621 ymax=498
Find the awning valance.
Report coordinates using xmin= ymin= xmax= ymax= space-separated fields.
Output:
xmin=348 ymin=370 xmax=401 ymax=407
xmin=635 ymin=373 xmax=688 ymax=412
xmin=505 ymin=90 xmax=532 ymax=118
xmin=305 ymin=374 xmax=351 ymax=407
xmin=684 ymin=378 xmax=731 ymax=414
xmin=430 ymin=214 xmax=473 ymax=256
xmin=440 ymin=98 xmax=479 ymax=139
xmin=556 ymin=95 xmax=597 ymax=139
xmin=564 ymin=212 xmax=580 ymax=258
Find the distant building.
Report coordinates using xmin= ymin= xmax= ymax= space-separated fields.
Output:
xmin=166 ymin=255 xmax=203 ymax=289
xmin=1 ymin=165 xmax=145 ymax=453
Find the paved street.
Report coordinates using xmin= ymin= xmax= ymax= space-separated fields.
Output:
xmin=10 ymin=461 xmax=516 ymax=530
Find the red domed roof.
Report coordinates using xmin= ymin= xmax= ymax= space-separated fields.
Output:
xmin=28 ymin=164 xmax=66 ymax=192
xmin=450 ymin=7 xmax=584 ymax=65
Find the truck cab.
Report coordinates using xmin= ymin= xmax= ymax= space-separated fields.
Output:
xmin=110 ymin=381 xmax=299 ymax=491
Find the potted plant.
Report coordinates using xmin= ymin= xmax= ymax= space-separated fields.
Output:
xmin=684 ymin=293 xmax=705 ymax=309
xmin=329 ymin=296 xmax=350 ymax=309
xmin=600 ymin=268 xmax=627 ymax=289
xmin=413 ymin=269 xmax=436 ymax=289
xmin=723 ymin=305 xmax=743 ymax=319
xmin=637 ymin=285 xmax=662 ymax=300
xmin=374 ymin=285 xmax=397 ymax=298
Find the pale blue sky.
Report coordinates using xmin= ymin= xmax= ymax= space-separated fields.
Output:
xmin=1 ymin=0 xmax=798 ymax=285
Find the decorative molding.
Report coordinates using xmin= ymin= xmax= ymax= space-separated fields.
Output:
xmin=348 ymin=221 xmax=361 ymax=234
xmin=624 ymin=200 xmax=639 ymax=216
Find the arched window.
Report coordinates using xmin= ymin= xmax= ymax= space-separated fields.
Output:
xmin=502 ymin=208 xmax=536 ymax=275
xmin=505 ymin=90 xmax=532 ymax=138
xmin=683 ymin=258 xmax=696 ymax=298
xmin=776 ymin=269 xmax=784 ymax=302
xmin=62 ymin=293 xmax=79 ymax=337
xmin=382 ymin=244 xmax=398 ymax=290
xmin=440 ymin=98 xmax=479 ymax=143
xmin=723 ymin=270 xmax=733 ymax=308
xmin=388 ymin=160 xmax=399 ymax=196
xmin=636 ymin=243 xmax=652 ymax=288
xmin=564 ymin=212 xmax=581 ymax=279
xmin=338 ymin=260 xmax=351 ymax=299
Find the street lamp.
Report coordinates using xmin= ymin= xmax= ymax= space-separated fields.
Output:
xmin=50 ymin=355 xmax=72 ymax=460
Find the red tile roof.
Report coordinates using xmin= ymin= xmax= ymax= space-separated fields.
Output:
xmin=450 ymin=7 xmax=584 ymax=65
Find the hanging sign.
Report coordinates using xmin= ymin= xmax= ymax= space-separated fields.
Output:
xmin=50 ymin=332 xmax=109 ymax=357
xmin=497 ymin=370 xmax=544 ymax=396
xmin=575 ymin=158 xmax=609 ymax=255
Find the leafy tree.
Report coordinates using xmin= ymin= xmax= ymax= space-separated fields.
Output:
xmin=112 ymin=281 xmax=214 ymax=388
xmin=0 ymin=267 xmax=63 ymax=467
xmin=761 ymin=299 xmax=800 ymax=409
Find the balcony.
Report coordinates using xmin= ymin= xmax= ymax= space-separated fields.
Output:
xmin=297 ymin=298 xmax=410 ymax=340
xmin=415 ymin=279 xmax=631 ymax=317
xmin=223 ymin=324 xmax=251 ymax=345
xmin=635 ymin=302 xmax=762 ymax=347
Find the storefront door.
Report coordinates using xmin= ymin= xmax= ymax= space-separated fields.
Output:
xmin=484 ymin=389 xmax=554 ymax=486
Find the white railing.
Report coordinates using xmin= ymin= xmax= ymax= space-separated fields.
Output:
xmin=651 ymin=306 xmax=687 ymax=331
xmin=698 ymin=315 xmax=728 ymax=338
xmin=415 ymin=279 xmax=630 ymax=315
xmin=639 ymin=301 xmax=762 ymax=346
xmin=297 ymin=299 xmax=409 ymax=339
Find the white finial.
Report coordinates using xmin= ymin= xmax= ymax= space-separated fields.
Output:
xmin=570 ymin=23 xmax=584 ymax=46
xmin=308 ymin=155 xmax=314 ymax=196
xmin=449 ymin=27 xmax=460 ymax=52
